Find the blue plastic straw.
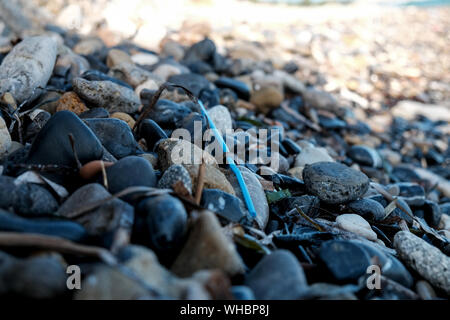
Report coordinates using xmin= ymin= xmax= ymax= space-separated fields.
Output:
xmin=198 ymin=100 xmax=257 ymax=218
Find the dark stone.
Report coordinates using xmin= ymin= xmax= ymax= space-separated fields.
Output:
xmin=79 ymin=107 xmax=110 ymax=119
xmin=25 ymin=110 xmax=51 ymax=142
xmin=319 ymin=240 xmax=372 ymax=282
xmin=391 ymin=166 xmax=421 ymax=183
xmin=84 ymin=118 xmax=142 ymax=159
xmin=182 ymin=38 xmax=216 ymax=64
xmin=200 ymin=189 xmax=248 ymax=224
xmin=167 ymin=73 xmax=213 ymax=97
xmin=135 ymin=194 xmax=187 ymax=252
xmin=245 ymin=250 xmax=308 ymax=300
xmin=282 ymin=138 xmax=302 ymax=155
xmin=157 ymin=164 xmax=192 ymax=193
xmin=318 ymin=115 xmax=347 ymax=130
xmin=214 ymin=77 xmax=250 ymax=100
xmin=198 ymin=88 xmax=220 ymax=108
xmin=178 ymin=112 xmax=207 ymax=143
xmin=147 ymin=99 xmax=191 ymax=129
xmin=348 ymin=198 xmax=386 ymax=221
xmin=0 ymin=251 xmax=67 ymax=298
xmin=347 ymin=145 xmax=383 ymax=168
xmin=303 ymin=162 xmax=370 ymax=204
xmin=395 ymin=182 xmax=426 ymax=206
xmin=420 ymin=200 xmax=442 ymax=229
xmin=272 ymin=195 xmax=320 ymax=221
xmin=231 ymin=286 xmax=255 ymax=300
xmin=27 ymin=110 xmax=104 ymax=167
xmin=0 ymin=209 xmax=86 ymax=242
xmin=186 ymin=61 xmax=213 ymax=74
xmin=0 ymin=176 xmax=16 ymax=209
xmin=138 ymin=119 xmax=168 ymax=151
xmin=13 ymin=183 xmax=59 ymax=216
xmin=104 ymin=156 xmax=156 ymax=197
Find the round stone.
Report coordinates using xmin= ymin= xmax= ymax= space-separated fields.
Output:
xmin=302 ymin=161 xmax=370 ymax=204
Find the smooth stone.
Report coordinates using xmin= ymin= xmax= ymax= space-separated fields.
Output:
xmin=152 ymin=64 xmax=182 ymax=81
xmin=106 ymin=49 xmax=132 ymax=68
xmin=207 ymin=105 xmax=232 ymax=135
xmin=287 ymin=167 xmax=304 ymax=180
xmin=139 ymin=119 xmax=168 ymax=151
xmin=110 ymin=112 xmax=135 ymax=128
xmin=303 ymin=162 xmax=370 ymax=204
xmin=179 ymin=112 xmax=207 ymax=143
xmin=81 ymin=69 xmax=133 ymax=90
xmin=138 ymin=153 xmax=158 ymax=169
xmin=336 ymin=214 xmax=377 ymax=241
xmin=157 ymin=164 xmax=192 ymax=194
xmin=394 ymin=182 xmax=426 ymax=206
xmin=104 ymin=156 xmax=157 ymax=195
xmin=282 ymin=138 xmax=302 ymax=155
xmin=295 ymin=146 xmax=334 ymax=168
xmin=215 ymin=77 xmax=250 ymax=100
xmin=171 ymin=210 xmax=245 ymax=277
xmin=250 ymin=86 xmax=284 ymax=114
xmin=347 ymin=145 xmax=383 ymax=168
xmin=131 ymin=53 xmax=159 ymax=66
xmin=84 ymin=118 xmax=142 ymax=159
xmin=0 ymin=175 xmax=15 ymax=208
xmin=74 ymin=265 xmax=152 ymax=299
xmin=57 ymin=183 xmax=134 ymax=236
xmin=319 ymin=240 xmax=372 ymax=282
xmin=0 ymin=36 xmax=57 ymax=103
xmin=245 ymin=250 xmax=308 ymax=300
xmin=231 ymin=286 xmax=255 ymax=300
xmin=394 ymin=231 xmax=450 ymax=295
xmin=72 ymin=77 xmax=141 ymax=113
xmin=135 ymin=195 xmax=187 ymax=252
xmin=273 ymin=70 xmax=306 ymax=94
xmin=156 ymin=138 xmax=217 ymax=172
xmin=300 ymin=283 xmax=358 ymax=300
xmin=0 ymin=209 xmax=86 ymax=242
xmin=73 ymin=37 xmax=105 ymax=56
xmin=184 ymin=164 xmax=235 ymax=196
xmin=13 ymin=183 xmax=59 ymax=217
xmin=167 ymin=73 xmax=212 ymax=97
xmin=225 ymin=166 xmax=269 ymax=229
xmin=303 ymin=88 xmax=339 ymax=113
xmin=348 ymin=199 xmax=386 ymax=221
xmin=27 ymin=110 xmax=103 ymax=167
xmin=0 ymin=116 xmax=11 ymax=158
xmin=0 ymin=251 xmax=67 ymax=299
xmin=56 ymin=91 xmax=88 ymax=115
xmin=200 ymin=189 xmax=248 ymax=224
xmin=420 ymin=200 xmax=442 ymax=229
xmin=146 ymin=99 xmax=191 ymax=129
xmin=183 ymin=38 xmax=216 ymax=64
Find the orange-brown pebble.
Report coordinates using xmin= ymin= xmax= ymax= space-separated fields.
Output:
xmin=80 ymin=160 xmax=114 ymax=180
xmin=111 ymin=112 xmax=136 ymax=128
xmin=56 ymin=92 xmax=88 ymax=114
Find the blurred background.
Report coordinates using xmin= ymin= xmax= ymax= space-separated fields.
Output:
xmin=2 ymin=0 xmax=449 ymax=113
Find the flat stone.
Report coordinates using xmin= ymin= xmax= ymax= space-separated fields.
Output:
xmin=106 ymin=49 xmax=132 ymax=68
xmin=245 ymin=250 xmax=308 ymax=299
xmin=72 ymin=77 xmax=141 ymax=113
xmin=348 ymin=198 xmax=386 ymax=221
xmin=250 ymin=85 xmax=284 ymax=114
xmin=12 ymin=183 xmax=59 ymax=217
xmin=110 ymin=112 xmax=136 ymax=128
xmin=171 ymin=210 xmax=245 ymax=277
xmin=303 ymin=161 xmax=370 ymax=204
xmin=394 ymin=231 xmax=450 ymax=295
xmin=295 ymin=146 xmax=334 ymax=168
xmin=0 ymin=36 xmax=57 ymax=103
xmin=27 ymin=110 xmax=104 ymax=168
xmin=347 ymin=145 xmax=383 ymax=168
xmin=335 ymin=214 xmax=378 ymax=241
xmin=200 ymin=189 xmax=248 ymax=224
